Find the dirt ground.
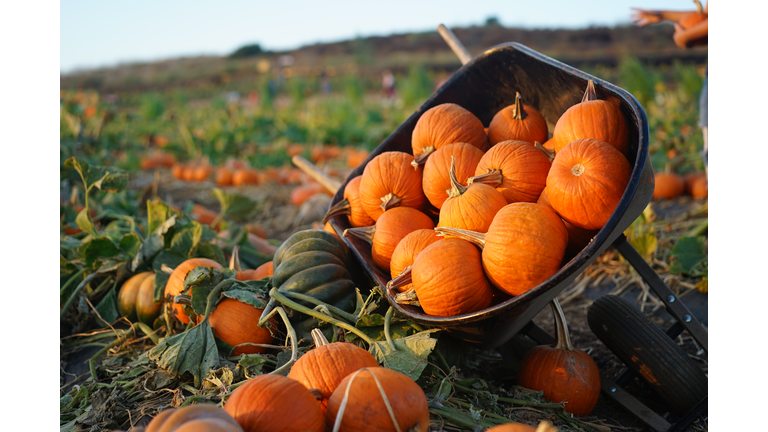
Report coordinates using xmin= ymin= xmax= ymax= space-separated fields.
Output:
xmin=64 ymin=168 xmax=708 ymax=431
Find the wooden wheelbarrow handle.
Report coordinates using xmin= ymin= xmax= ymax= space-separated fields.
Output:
xmin=291 ymin=155 xmax=342 ymax=194
xmin=437 ymin=24 xmax=472 ymax=66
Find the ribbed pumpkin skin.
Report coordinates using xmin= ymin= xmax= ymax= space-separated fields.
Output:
xmin=288 ymin=342 xmax=378 ymax=411
xmin=422 ymin=143 xmax=485 ymax=209
xmin=438 ymin=183 xmax=507 ymax=233
xmin=653 ymin=172 xmax=685 ymax=200
xmin=343 ymin=176 xmax=376 ymax=227
xmin=371 ymin=207 xmax=435 ymax=271
xmin=145 ymin=404 xmax=242 ymax=432
xmin=537 ymin=188 xmax=599 ymax=261
xmin=235 ymin=261 xmax=273 ymax=281
xmin=117 ymin=272 xmax=154 ymax=322
xmin=488 ymin=102 xmax=548 ymax=146
xmin=172 ymin=418 xmax=243 ymax=432
xmin=546 ymin=139 xmax=632 ymax=231
xmin=482 ymin=203 xmax=568 ymax=296
xmin=473 ymin=140 xmax=551 ymax=204
xmin=135 ymin=274 xmax=163 ymax=325
xmin=165 ymin=258 xmax=223 ymax=324
xmin=326 ymin=367 xmax=429 ymax=432
xmin=389 ymin=229 xmax=443 ymax=288
xmin=551 ymin=92 xmax=629 ymax=156
xmin=208 ymin=298 xmax=275 ymax=356
xmin=518 ymin=345 xmax=601 ymax=417
xmin=411 ymin=103 xmax=489 ymax=157
xmin=359 ymin=151 xmax=426 ymax=221
xmin=224 ymin=374 xmax=324 ymax=432
xmin=484 ymin=423 xmax=537 ymax=432
xmin=412 ymin=238 xmax=494 ymax=316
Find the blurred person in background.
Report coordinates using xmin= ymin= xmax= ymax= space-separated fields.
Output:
xmin=632 ymin=2 xmax=708 ymax=178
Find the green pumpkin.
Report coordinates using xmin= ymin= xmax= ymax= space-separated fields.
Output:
xmin=117 ymin=271 xmax=164 ymax=325
xmin=272 ymin=229 xmax=355 ymax=313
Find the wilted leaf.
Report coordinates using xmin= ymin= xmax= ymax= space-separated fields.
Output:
xmin=147 ymin=317 xmax=219 ymax=387
xmin=64 ymin=157 xmax=128 ymax=194
xmin=369 ymin=329 xmax=441 ymax=380
xmin=75 ymin=208 xmax=98 ymax=238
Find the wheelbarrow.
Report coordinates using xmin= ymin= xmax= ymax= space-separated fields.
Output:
xmin=305 ymin=25 xmax=707 ymax=431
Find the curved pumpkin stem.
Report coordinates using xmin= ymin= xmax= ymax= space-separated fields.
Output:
xmin=433 ymin=226 xmax=487 ymax=248
xmin=581 ymin=80 xmax=597 ymax=103
xmin=387 ymin=266 xmax=413 ymax=292
xmin=467 ymin=169 xmax=503 ymax=188
xmin=323 ymin=198 xmax=352 ymax=225
xmin=550 ymin=298 xmax=574 ymax=351
xmin=535 ymin=141 xmax=555 ymax=162
xmin=160 ymin=264 xmax=175 ymax=275
xmin=693 ymin=0 xmax=704 ymax=13
xmin=380 ymin=192 xmax=403 ymax=212
xmin=513 ymin=92 xmax=528 ymax=120
xmin=311 ymin=328 xmax=330 ymax=347
xmin=535 ymin=421 xmax=558 ymax=432
xmin=228 ymin=245 xmax=243 ymax=271
xmin=410 ymin=146 xmax=436 ymax=168
xmin=446 ymin=156 xmax=468 ymax=198
xmin=343 ymin=225 xmax=376 ymax=245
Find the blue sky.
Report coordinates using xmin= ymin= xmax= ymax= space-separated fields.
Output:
xmin=61 ymin=0 xmax=702 ymax=73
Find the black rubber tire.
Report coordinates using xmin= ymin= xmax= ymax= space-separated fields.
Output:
xmin=587 ymin=295 xmax=707 ymax=415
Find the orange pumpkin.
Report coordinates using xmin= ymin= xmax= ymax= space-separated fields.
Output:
xmin=208 ymin=297 xmax=275 ymax=356
xmin=346 ymin=147 xmax=370 ymax=168
xmin=469 ymin=140 xmax=551 ymax=204
xmin=144 ymin=404 xmax=243 ymax=432
xmin=410 ymin=103 xmax=489 ymax=166
xmin=325 ymin=367 xmax=429 ymax=432
xmin=551 ymin=80 xmax=630 ymax=156
xmin=653 ymin=172 xmax=685 ymax=200
xmin=224 ymin=374 xmax=324 ymax=432
xmin=235 ymin=261 xmax=273 ymax=281
xmin=485 ymin=422 xmax=556 ymax=432
xmin=435 ymin=203 xmax=568 ymax=297
xmin=679 ymin=0 xmax=707 ymax=29
xmin=537 ymin=188 xmax=599 ymax=262
xmin=290 ymin=182 xmax=328 ymax=206
xmin=389 ymin=229 xmax=443 ymax=291
xmin=518 ymin=300 xmax=601 ymax=417
xmin=171 ymin=163 xmax=186 ymax=180
xmin=191 ymin=204 xmax=221 ymax=230
xmin=488 ymin=92 xmax=548 ymax=146
xmin=215 ymin=167 xmax=234 ymax=186
xmin=165 ymin=258 xmax=223 ymax=324
xmin=232 ymin=168 xmax=259 ymax=186
xmin=192 ymin=164 xmax=213 ymax=182
xmin=546 ymin=138 xmax=631 ymax=230
xmin=688 ymin=176 xmax=708 ymax=199
xmin=359 ymin=151 xmax=426 ymax=221
xmin=288 ymin=329 xmax=379 ymax=413
xmin=181 ymin=163 xmax=197 ymax=182
xmin=422 ymin=142 xmax=485 ymax=210
xmin=323 ymin=176 xmax=376 ymax=228
xmin=438 ymin=156 xmax=507 ymax=233
xmin=343 ymin=206 xmax=435 ymax=271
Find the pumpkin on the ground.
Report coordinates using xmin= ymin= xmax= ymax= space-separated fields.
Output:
xmin=208 ymin=297 xmax=275 ymax=356
xmin=144 ymin=404 xmax=243 ymax=432
xmin=165 ymin=258 xmax=223 ymax=324
xmin=117 ymin=271 xmax=163 ymax=325
xmin=653 ymin=172 xmax=685 ymax=200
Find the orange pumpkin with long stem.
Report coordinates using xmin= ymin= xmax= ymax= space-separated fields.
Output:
xmin=358 ymin=151 xmax=426 ymax=222
xmin=323 ymin=176 xmax=375 ymax=228
xmin=435 ymin=203 xmax=568 ymax=297
xmin=389 ymin=229 xmax=443 ymax=292
xmin=488 ymin=92 xmax=548 ymax=146
xmin=518 ymin=299 xmax=601 ymax=417
xmin=438 ymin=156 xmax=507 ymax=233
xmin=343 ymin=206 xmax=434 ymax=271
xmin=551 ymin=80 xmax=630 ymax=156
xmin=422 ymin=142 xmax=485 ymax=209
xmin=288 ymin=329 xmax=379 ymax=413
xmin=224 ymin=374 xmax=324 ymax=432
xmin=469 ymin=140 xmax=551 ymax=204
xmin=410 ymin=103 xmax=489 ymax=167
xmin=389 ymin=237 xmax=494 ymax=316
xmin=165 ymin=258 xmax=223 ymax=324
xmin=546 ymin=138 xmax=631 ymax=230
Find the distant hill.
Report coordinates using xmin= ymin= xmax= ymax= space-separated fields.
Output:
xmin=60 ymin=23 xmax=707 ymax=93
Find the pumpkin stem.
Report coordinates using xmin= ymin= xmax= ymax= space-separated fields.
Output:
xmin=173 ymin=294 xmax=192 ymax=306
xmin=160 ymin=264 xmax=175 ymax=275
xmin=228 ymin=245 xmax=243 ymax=271
xmin=693 ymin=0 xmax=704 ymax=13
xmin=411 ymin=146 xmax=436 ymax=168
xmin=535 ymin=141 xmax=555 ymax=162
xmin=447 ymin=155 xmax=468 ymax=198
xmin=380 ymin=192 xmax=403 ymax=212
xmin=309 ymin=388 xmax=324 ymax=401
xmin=387 ymin=267 xmax=414 ymax=292
xmin=513 ymin=92 xmax=528 ymax=120
xmin=581 ymin=80 xmax=597 ymax=103
xmin=311 ymin=328 xmax=330 ymax=347
xmin=535 ymin=421 xmax=559 ymax=432
xmin=550 ymin=298 xmax=575 ymax=351
xmin=571 ymin=164 xmax=586 ymax=177
xmin=434 ymin=226 xmax=487 ymax=248
xmin=343 ymin=225 xmax=376 ymax=245
xmin=467 ymin=169 xmax=503 ymax=188
xmin=322 ymin=197 xmax=351 ymax=225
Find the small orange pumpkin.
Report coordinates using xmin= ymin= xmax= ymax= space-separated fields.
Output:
xmin=208 ymin=297 xmax=275 ymax=356
xmin=235 ymin=261 xmax=274 ymax=281
xmin=488 ymin=92 xmax=548 ymax=146
xmin=389 ymin=229 xmax=443 ymax=291
xmin=653 ymin=172 xmax=685 ymax=200
xmin=117 ymin=272 xmax=164 ymax=325
xmin=215 ymin=167 xmax=234 ymax=186
xmin=165 ymin=258 xmax=223 ymax=324
xmin=358 ymin=151 xmax=426 ymax=221
xmin=422 ymin=142 xmax=485 ymax=210
xmin=410 ymin=103 xmax=489 ymax=166
xmin=438 ymin=156 xmax=507 ymax=233
xmin=323 ymin=176 xmax=376 ymax=228
xmin=537 ymin=188 xmax=599 ymax=262
xmin=232 ymin=168 xmax=259 ymax=186
xmin=144 ymin=404 xmax=243 ymax=432
xmin=469 ymin=140 xmax=551 ymax=204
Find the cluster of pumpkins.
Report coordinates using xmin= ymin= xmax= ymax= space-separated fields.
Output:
xmin=653 ymin=170 xmax=707 ymax=200
xmin=326 ymin=80 xmax=633 ymax=318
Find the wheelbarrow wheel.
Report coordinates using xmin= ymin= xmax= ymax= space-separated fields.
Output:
xmin=587 ymin=295 xmax=707 ymax=415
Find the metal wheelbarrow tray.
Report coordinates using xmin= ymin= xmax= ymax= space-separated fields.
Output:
xmin=328 ymin=42 xmax=656 ymax=349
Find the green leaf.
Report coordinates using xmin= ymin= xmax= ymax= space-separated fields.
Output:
xmin=80 ymin=237 xmax=120 ymax=268
xmin=119 ymin=233 xmax=142 ymax=257
xmin=147 ymin=199 xmax=171 ymax=235
xmin=184 ymin=267 xmax=237 ymax=316
xmin=147 ymin=317 xmax=219 ymax=387
xmin=222 ymin=287 xmax=269 ymax=310
xmin=211 ymin=188 xmax=262 ymax=222
xmin=75 ymin=208 xmax=98 ymax=238
xmin=94 ymin=287 xmax=120 ymax=327
xmin=169 ymin=221 xmax=203 ymax=256
xmin=235 ymin=354 xmax=267 ymax=378
xmin=669 ymin=236 xmax=708 ymax=276
xmin=151 ymin=250 xmax=188 ymax=302
xmin=194 ymin=241 xmax=226 ymax=264
xmin=64 ymin=157 xmax=128 ymax=194
xmin=368 ymin=329 xmax=441 ymax=381
xmin=131 ymin=215 xmax=178 ymax=272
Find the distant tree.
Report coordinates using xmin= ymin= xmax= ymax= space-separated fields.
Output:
xmin=484 ymin=16 xmax=502 ymax=27
xmin=230 ymin=43 xmax=270 ymax=58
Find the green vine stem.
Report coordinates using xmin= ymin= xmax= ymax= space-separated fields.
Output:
xmin=60 ymin=273 xmax=98 ymax=320
xmin=266 ymin=288 xmax=374 ymax=345
xmin=453 ymin=383 xmax=566 ymax=409
xmin=384 ymin=306 xmax=397 ymax=351
xmin=280 ymin=290 xmax=358 ymax=323
xmin=429 ymin=405 xmax=498 ymax=429
xmin=202 ymin=279 xmax=237 ymax=320
xmin=449 ymin=398 xmax=514 ymax=424
xmin=238 ymin=306 xmax=297 ymax=377
xmin=60 ymin=268 xmax=86 ymax=296
xmin=88 ymin=321 xmax=157 ymax=381
xmin=89 ymin=276 xmax=114 ymax=300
